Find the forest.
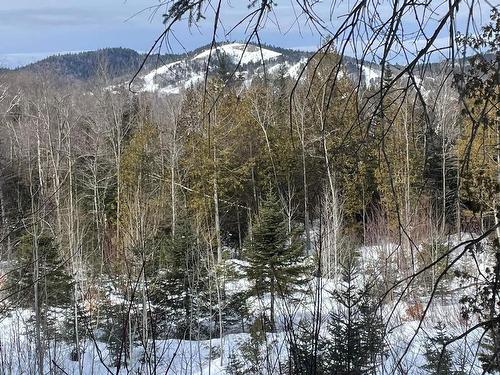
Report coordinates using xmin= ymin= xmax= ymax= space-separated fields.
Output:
xmin=0 ymin=2 xmax=499 ymax=374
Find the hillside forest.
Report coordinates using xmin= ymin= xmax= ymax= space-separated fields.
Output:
xmin=0 ymin=8 xmax=498 ymax=375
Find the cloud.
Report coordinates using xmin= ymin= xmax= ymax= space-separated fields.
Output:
xmin=0 ymin=7 xmax=117 ymax=27
xmin=0 ymin=0 xmax=494 ymax=60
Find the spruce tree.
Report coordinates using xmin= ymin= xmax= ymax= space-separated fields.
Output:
xmin=479 ymin=325 xmax=500 ymax=373
xmin=148 ymin=217 xmax=200 ymax=337
xmin=324 ymin=257 xmax=385 ymax=374
xmin=422 ymin=322 xmax=457 ymax=375
xmin=8 ymin=233 xmax=72 ymax=309
xmin=245 ymin=191 xmax=307 ymax=331
xmin=226 ymin=350 xmax=245 ymax=375
xmin=100 ymin=303 xmax=133 ymax=367
xmin=291 ymin=319 xmax=327 ymax=375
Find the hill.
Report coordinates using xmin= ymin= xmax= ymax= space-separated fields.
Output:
xmin=14 ymin=48 xmax=180 ymax=82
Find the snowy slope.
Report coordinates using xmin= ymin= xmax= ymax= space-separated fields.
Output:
xmin=121 ymin=43 xmax=449 ymax=96
xmin=361 ymin=64 xmax=382 ymax=86
xmin=131 ymin=43 xmax=305 ymax=95
xmin=191 ymin=43 xmax=281 ymax=64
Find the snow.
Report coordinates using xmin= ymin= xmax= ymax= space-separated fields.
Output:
xmin=287 ymin=58 xmax=308 ymax=79
xmin=0 ymin=233 xmax=493 ymax=374
xmin=192 ymin=43 xmax=281 ymax=65
xmin=183 ymin=72 xmax=205 ymax=89
xmin=142 ymin=60 xmax=186 ymax=93
xmin=267 ymin=58 xmax=307 ymax=79
xmin=361 ymin=64 xmax=382 ymax=86
xmin=133 ymin=43 xmax=284 ymax=95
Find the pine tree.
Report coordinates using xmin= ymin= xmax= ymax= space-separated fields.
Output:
xmin=359 ymin=295 xmax=386 ymax=374
xmin=226 ymin=350 xmax=245 ymax=375
xmin=245 ymin=191 xmax=307 ymax=331
xmin=99 ymin=303 xmax=133 ymax=367
xmin=291 ymin=319 xmax=327 ymax=375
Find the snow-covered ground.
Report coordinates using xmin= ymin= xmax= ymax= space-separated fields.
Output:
xmin=0 ymin=233 xmax=493 ymax=374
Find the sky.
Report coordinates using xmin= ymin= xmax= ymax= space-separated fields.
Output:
xmin=0 ymin=0 xmax=327 ymax=68
xmin=0 ymin=0 xmax=494 ymax=68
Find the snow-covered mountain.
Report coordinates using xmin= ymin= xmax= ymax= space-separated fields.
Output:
xmin=4 ymin=42 xmax=479 ymax=96
xmin=131 ymin=42 xmax=310 ymax=94
xmin=7 ymin=43 xmax=455 ymax=95
xmin=129 ymin=42 xmax=396 ymax=95
xmin=7 ymin=42 xmax=459 ymax=96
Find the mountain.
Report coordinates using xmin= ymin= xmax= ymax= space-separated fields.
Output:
xmin=5 ymin=43 xmax=476 ymax=94
xmin=0 ymin=43 xmax=388 ymax=100
xmin=0 ymin=43 xmax=403 ymax=92
xmin=127 ymin=43 xmax=404 ymax=95
xmin=128 ymin=42 xmax=312 ymax=94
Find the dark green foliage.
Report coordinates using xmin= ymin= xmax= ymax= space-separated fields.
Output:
xmin=18 ymin=48 xmax=179 ymax=81
xmin=422 ymin=322 xmax=457 ymax=375
xmin=0 ymin=158 xmax=31 ymax=257
xmin=290 ymin=320 xmax=327 ymax=375
xmin=8 ymin=234 xmax=72 ymax=309
xmin=479 ymin=325 xmax=500 ymax=373
xmin=237 ymin=318 xmax=268 ymax=375
xmin=223 ymin=289 xmax=250 ymax=333
xmin=5 ymin=234 xmax=74 ymax=344
xmin=423 ymin=128 xmax=459 ymax=226
xmin=151 ymin=216 xmax=198 ymax=273
xmin=382 ymin=65 xmax=393 ymax=89
xmin=99 ymin=303 xmax=133 ymax=367
xmin=62 ymin=301 xmax=94 ymax=362
xmin=459 ymin=251 xmax=500 ymax=373
xmin=418 ymin=241 xmax=452 ymax=293
xmin=455 ymin=12 xmax=500 ymax=371
xmin=226 ymin=350 xmax=245 ymax=375
xmin=245 ymin=191 xmax=308 ymax=331
xmin=214 ymin=50 xmax=238 ymax=82
xmin=324 ymin=261 xmax=385 ymax=374
xmin=289 ymin=261 xmax=385 ymax=375
xmin=148 ymin=218 xmax=202 ymax=338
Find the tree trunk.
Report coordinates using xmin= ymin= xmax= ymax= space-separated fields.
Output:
xmin=213 ymin=146 xmax=222 ymax=263
xmin=0 ymin=184 xmax=8 ymax=259
xmin=171 ymin=121 xmax=177 ymax=237
xmin=270 ymin=276 xmax=275 ymax=332
xmin=33 ymin=126 xmax=44 ymax=375
xmin=300 ymin=126 xmax=311 ymax=255
xmin=68 ymin=130 xmax=83 ymax=375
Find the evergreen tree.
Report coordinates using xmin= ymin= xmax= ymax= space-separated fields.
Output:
xmin=8 ymin=234 xmax=72 ymax=309
xmin=460 ymin=253 xmax=500 ymax=374
xmin=424 ymin=127 xmax=459 ymax=227
xmin=148 ymin=217 xmax=201 ymax=337
xmin=479 ymin=325 xmax=500 ymax=373
xmin=324 ymin=258 xmax=385 ymax=374
xmin=245 ymin=191 xmax=307 ymax=331
xmin=291 ymin=319 xmax=327 ymax=375
xmin=422 ymin=322 xmax=457 ymax=375
xmin=99 ymin=303 xmax=133 ymax=367
xmin=226 ymin=350 xmax=245 ymax=375
xmin=214 ymin=49 xmax=237 ymax=83
xmin=456 ymin=11 xmax=500 ymax=373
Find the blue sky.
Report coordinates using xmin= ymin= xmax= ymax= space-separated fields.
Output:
xmin=0 ymin=0 xmax=494 ymax=68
